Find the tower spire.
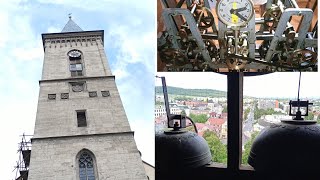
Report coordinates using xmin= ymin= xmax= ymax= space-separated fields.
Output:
xmin=61 ymin=14 xmax=83 ymax=32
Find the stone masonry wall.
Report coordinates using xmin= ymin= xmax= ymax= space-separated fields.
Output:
xmin=33 ymin=77 xmax=131 ymax=138
xmin=28 ymin=133 xmax=147 ymax=180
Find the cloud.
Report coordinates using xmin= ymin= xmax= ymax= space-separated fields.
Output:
xmin=130 ymin=118 xmax=155 ymax=165
xmin=0 ymin=1 xmax=156 ymax=179
xmin=35 ymin=0 xmax=155 ymax=14
xmin=47 ymin=26 xmax=61 ymax=33
xmin=108 ymin=24 xmax=156 ymax=81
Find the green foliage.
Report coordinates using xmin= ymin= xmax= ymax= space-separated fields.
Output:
xmin=244 ymin=108 xmax=250 ymax=120
xmin=181 ymin=109 xmax=186 ymax=116
xmin=253 ymin=108 xmax=283 ymax=120
xmin=155 ymin=101 xmax=163 ymax=106
xmin=173 ymin=95 xmax=193 ymax=101
xmin=155 ymin=86 xmax=227 ymax=98
xmin=242 ymin=131 xmax=259 ymax=164
xmin=305 ymin=112 xmax=315 ymax=120
xmin=222 ymin=105 xmax=227 ymax=113
xmin=203 ymin=130 xmax=227 ymax=163
xmin=189 ymin=113 xmax=208 ymax=123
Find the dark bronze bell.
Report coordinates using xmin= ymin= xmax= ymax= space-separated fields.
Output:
xmin=248 ymin=100 xmax=320 ymax=178
xmin=156 ymin=114 xmax=212 ymax=179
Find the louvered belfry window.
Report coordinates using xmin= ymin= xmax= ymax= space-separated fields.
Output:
xmin=79 ymin=152 xmax=95 ymax=180
xmin=77 ymin=110 xmax=87 ymax=127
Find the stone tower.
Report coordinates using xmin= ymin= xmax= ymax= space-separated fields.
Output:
xmin=28 ymin=17 xmax=147 ymax=180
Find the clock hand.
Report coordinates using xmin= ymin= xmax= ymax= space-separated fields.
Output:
xmin=235 ymin=12 xmax=248 ymax=22
xmin=236 ymin=7 xmax=247 ymax=12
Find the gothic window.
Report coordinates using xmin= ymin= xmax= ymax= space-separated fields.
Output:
xmin=77 ymin=110 xmax=87 ymax=127
xmin=68 ymin=49 xmax=83 ymax=77
xmin=78 ymin=151 xmax=96 ymax=180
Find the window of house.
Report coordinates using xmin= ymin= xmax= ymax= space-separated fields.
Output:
xmin=77 ymin=110 xmax=87 ymax=127
xmin=79 ymin=151 xmax=96 ymax=180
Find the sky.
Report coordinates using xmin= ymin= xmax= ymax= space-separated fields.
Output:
xmin=155 ymin=72 xmax=320 ymax=99
xmin=0 ymin=0 xmax=155 ymax=179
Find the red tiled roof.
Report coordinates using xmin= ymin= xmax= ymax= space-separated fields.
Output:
xmin=207 ymin=118 xmax=226 ymax=126
xmin=195 ymin=123 xmax=206 ymax=130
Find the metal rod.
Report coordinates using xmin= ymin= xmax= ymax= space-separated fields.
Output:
xmin=297 ymin=71 xmax=302 ymax=113
xmin=156 ymin=76 xmax=171 ymax=127
xmin=297 ymin=71 xmax=301 ymax=100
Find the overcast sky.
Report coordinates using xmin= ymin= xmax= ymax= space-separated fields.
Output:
xmin=155 ymin=72 xmax=320 ymax=99
xmin=0 ymin=0 xmax=155 ymax=179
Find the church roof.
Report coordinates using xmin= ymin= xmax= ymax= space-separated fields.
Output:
xmin=61 ymin=17 xmax=83 ymax=32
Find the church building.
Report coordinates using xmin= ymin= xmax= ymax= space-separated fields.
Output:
xmin=26 ymin=17 xmax=147 ymax=180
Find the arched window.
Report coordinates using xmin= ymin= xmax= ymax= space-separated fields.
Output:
xmin=78 ymin=151 xmax=96 ymax=180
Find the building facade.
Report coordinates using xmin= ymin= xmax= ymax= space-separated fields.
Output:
xmin=28 ymin=17 xmax=147 ymax=180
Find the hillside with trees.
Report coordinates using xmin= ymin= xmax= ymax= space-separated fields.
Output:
xmin=155 ymin=86 xmax=227 ymax=98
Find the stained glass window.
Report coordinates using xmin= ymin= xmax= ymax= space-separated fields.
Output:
xmin=79 ymin=152 xmax=95 ymax=180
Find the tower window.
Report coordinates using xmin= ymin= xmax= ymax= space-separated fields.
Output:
xmin=68 ymin=49 xmax=83 ymax=77
xmin=89 ymin=91 xmax=97 ymax=97
xmin=48 ymin=94 xmax=56 ymax=100
xmin=61 ymin=93 xmax=69 ymax=99
xmin=78 ymin=151 xmax=96 ymax=180
xmin=77 ymin=110 xmax=87 ymax=127
xmin=101 ymin=91 xmax=110 ymax=97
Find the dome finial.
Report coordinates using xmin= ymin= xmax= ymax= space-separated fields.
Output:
xmin=68 ymin=13 xmax=72 ymax=19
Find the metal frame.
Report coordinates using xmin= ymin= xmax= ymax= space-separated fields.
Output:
xmin=158 ymin=0 xmax=318 ymax=71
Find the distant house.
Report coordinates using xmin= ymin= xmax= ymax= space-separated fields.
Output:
xmin=209 ymin=112 xmax=217 ymax=118
xmin=206 ymin=118 xmax=227 ymax=138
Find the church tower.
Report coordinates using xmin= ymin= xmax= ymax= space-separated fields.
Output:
xmin=28 ymin=17 xmax=147 ymax=180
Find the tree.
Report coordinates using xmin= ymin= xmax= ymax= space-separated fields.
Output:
xmin=305 ymin=112 xmax=315 ymax=120
xmin=244 ymin=108 xmax=250 ymax=120
xmin=242 ymin=131 xmax=259 ymax=164
xmin=181 ymin=109 xmax=186 ymax=116
xmin=189 ymin=113 xmax=208 ymax=123
xmin=203 ymin=130 xmax=227 ymax=163
xmin=253 ymin=108 xmax=284 ymax=120
xmin=222 ymin=105 xmax=227 ymax=113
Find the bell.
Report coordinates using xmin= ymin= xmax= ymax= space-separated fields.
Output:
xmin=248 ymin=100 xmax=320 ymax=178
xmin=155 ymin=114 xmax=212 ymax=179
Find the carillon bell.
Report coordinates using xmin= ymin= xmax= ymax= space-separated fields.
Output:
xmin=155 ymin=76 xmax=211 ymax=179
xmin=248 ymin=99 xmax=320 ymax=177
xmin=156 ymin=114 xmax=212 ymax=179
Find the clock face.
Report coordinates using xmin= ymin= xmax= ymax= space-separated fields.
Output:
xmin=217 ymin=0 xmax=254 ymax=27
xmin=68 ymin=50 xmax=81 ymax=58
